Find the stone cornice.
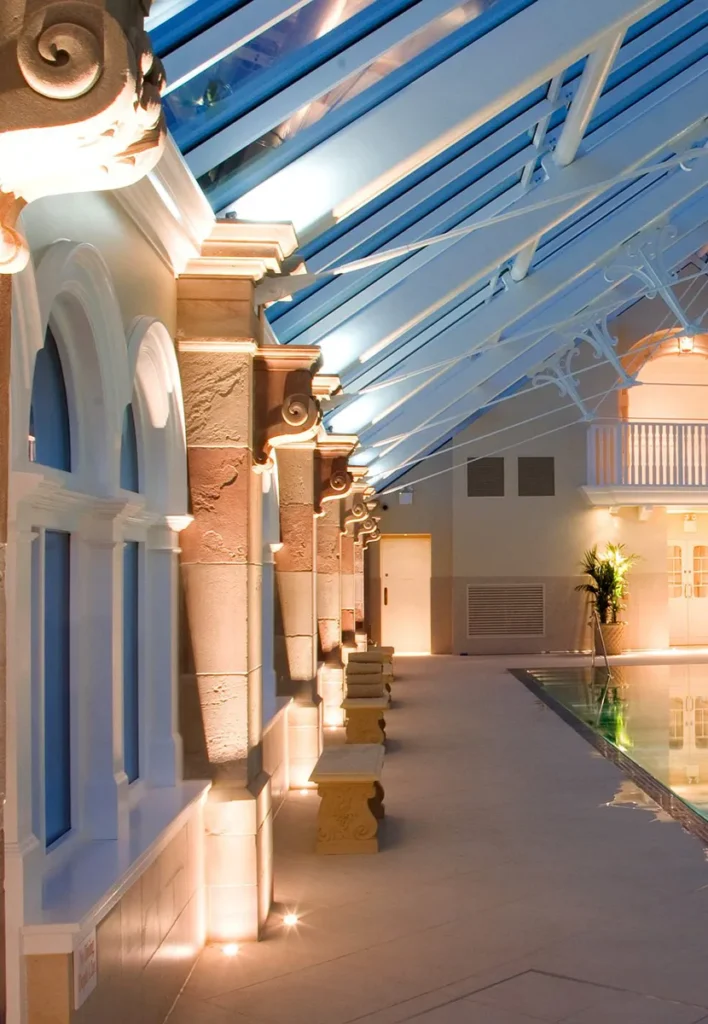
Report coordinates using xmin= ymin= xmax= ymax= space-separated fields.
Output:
xmin=312 ymin=375 xmax=342 ymax=400
xmin=182 ymin=220 xmax=299 ymax=281
xmin=112 ymin=133 xmax=215 ymax=274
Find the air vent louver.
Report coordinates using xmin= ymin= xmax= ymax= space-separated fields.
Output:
xmin=467 ymin=584 xmax=545 ymax=638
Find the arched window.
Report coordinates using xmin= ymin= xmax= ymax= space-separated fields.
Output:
xmin=43 ymin=530 xmax=72 ymax=845
xmin=123 ymin=541 xmax=140 ymax=783
xmin=120 ymin=404 xmax=140 ymax=492
xmin=30 ymin=328 xmax=71 ymax=471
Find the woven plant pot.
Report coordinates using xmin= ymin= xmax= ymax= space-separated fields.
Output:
xmin=598 ymin=621 xmax=626 ymax=656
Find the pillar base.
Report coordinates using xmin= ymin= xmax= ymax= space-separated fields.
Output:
xmin=319 ymin=662 xmax=346 ymax=728
xmin=288 ymin=698 xmax=323 ymax=789
xmin=204 ymin=772 xmax=273 ymax=941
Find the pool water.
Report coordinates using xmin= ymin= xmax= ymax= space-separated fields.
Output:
xmin=525 ymin=663 xmax=708 ymax=821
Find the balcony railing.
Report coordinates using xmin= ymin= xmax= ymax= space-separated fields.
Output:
xmin=587 ymin=420 xmax=708 ymax=488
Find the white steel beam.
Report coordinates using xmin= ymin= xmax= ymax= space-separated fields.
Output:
xmin=372 ymin=220 xmax=708 ymax=486
xmin=554 ymin=30 xmax=624 ymax=167
xmin=273 ymin=96 xmax=560 ymax=340
xmin=283 ymin=5 xmax=708 ymax=336
xmin=339 ymin=157 xmax=708 ymax=444
xmin=232 ymin=0 xmax=671 ymax=237
xmin=364 ymin=179 xmax=708 ymax=482
xmin=308 ymin=60 xmax=708 ymax=375
xmin=186 ymin=0 xmax=468 ymax=178
xmin=162 ymin=0 xmax=315 ymax=95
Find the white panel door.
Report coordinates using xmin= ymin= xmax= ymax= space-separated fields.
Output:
xmin=667 ymin=540 xmax=708 ymax=646
xmin=380 ymin=535 xmax=431 ymax=654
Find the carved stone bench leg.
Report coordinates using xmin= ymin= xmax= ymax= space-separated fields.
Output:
xmin=316 ymin=781 xmax=380 ymax=854
xmin=368 ymin=780 xmax=386 ymax=820
xmin=345 ymin=707 xmax=386 ymax=744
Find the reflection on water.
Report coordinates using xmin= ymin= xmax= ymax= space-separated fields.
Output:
xmin=527 ymin=663 xmax=708 ymax=820
xmin=606 ymin=779 xmax=673 ymax=823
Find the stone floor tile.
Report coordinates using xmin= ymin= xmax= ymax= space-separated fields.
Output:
xmin=408 ymin=999 xmax=548 ymax=1023
xmin=165 ymin=993 xmax=255 ymax=1023
xmin=561 ymin=990 xmax=708 ymax=1024
xmin=169 ymin=657 xmax=708 ymax=1024
xmin=469 ymin=971 xmax=610 ymax=1020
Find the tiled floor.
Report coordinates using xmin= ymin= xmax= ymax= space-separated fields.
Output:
xmin=166 ymin=656 xmax=708 ymax=1023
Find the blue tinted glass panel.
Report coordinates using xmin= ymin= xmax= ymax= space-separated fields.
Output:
xmin=123 ymin=542 xmax=140 ymax=784
xmin=30 ymin=329 xmax=71 ymax=471
xmin=120 ymin=405 xmax=140 ymax=493
xmin=44 ymin=530 xmax=71 ymax=846
xmin=164 ymin=0 xmax=375 ymax=141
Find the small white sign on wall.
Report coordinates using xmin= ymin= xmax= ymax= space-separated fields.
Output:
xmin=74 ymin=928 xmax=97 ymax=1009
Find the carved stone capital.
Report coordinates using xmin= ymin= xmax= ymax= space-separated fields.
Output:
xmin=362 ymin=526 xmax=381 ymax=549
xmin=0 ymin=0 xmax=166 ymax=273
xmin=253 ymin=346 xmax=322 ymax=467
xmin=314 ymin=432 xmax=358 ymax=516
xmin=354 ymin=516 xmax=380 ymax=544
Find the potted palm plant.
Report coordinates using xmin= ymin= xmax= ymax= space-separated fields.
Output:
xmin=576 ymin=543 xmax=638 ymax=656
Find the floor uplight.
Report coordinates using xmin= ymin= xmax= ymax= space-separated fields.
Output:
xmin=222 ymin=943 xmax=239 ymax=957
xmin=283 ymin=913 xmax=299 ymax=927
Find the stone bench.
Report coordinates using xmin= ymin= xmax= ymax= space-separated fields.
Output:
xmin=349 ymin=650 xmax=393 ymax=683
xmin=342 ymin=696 xmax=388 ymax=745
xmin=309 ymin=745 xmax=385 ymax=854
xmin=346 ymin=667 xmax=391 ymax=702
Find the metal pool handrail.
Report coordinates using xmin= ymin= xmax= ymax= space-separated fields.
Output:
xmin=592 ymin=608 xmax=613 ymax=725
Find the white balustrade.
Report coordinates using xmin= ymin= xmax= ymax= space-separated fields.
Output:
xmin=587 ymin=420 xmax=708 ymax=488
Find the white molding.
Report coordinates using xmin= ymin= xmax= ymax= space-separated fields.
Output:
xmin=582 ymin=485 xmax=708 ymax=507
xmin=21 ymin=782 xmax=209 ymax=954
xmin=112 ymin=134 xmax=215 ymax=275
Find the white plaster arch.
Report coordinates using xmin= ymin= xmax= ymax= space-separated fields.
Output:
xmin=12 ymin=241 xmax=132 ymax=490
xmin=127 ymin=316 xmax=188 ymax=514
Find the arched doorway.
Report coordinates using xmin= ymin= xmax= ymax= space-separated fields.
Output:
xmin=626 ymin=341 xmax=708 ymax=644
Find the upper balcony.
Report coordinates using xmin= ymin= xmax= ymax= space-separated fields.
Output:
xmin=583 ymin=419 xmax=708 ymax=507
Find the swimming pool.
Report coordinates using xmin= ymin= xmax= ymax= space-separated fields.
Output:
xmin=517 ymin=663 xmax=708 ymax=841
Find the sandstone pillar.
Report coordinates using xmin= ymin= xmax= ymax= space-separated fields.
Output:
xmin=177 ymin=221 xmax=316 ymax=940
xmin=340 ymin=525 xmax=356 ymax=650
xmin=273 ymin=441 xmax=321 ymax=788
xmin=313 ymin=434 xmax=357 ymax=728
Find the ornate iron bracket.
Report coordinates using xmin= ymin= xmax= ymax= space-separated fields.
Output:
xmin=604 ymin=223 xmax=702 ymax=337
xmin=561 ymin=314 xmax=637 ymax=390
xmin=532 ymin=345 xmax=594 ymax=420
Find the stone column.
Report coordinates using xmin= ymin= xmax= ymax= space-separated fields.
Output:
xmin=340 ymin=523 xmax=356 ymax=650
xmin=273 ymin=442 xmax=321 ymax=788
xmin=343 ymin=476 xmax=375 ymax=647
xmin=313 ymin=434 xmax=357 ymax=728
xmin=354 ymin=539 xmax=365 ymax=640
xmin=177 ymin=221 xmax=317 ymax=940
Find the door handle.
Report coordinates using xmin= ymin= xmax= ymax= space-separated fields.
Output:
xmin=384 ymin=587 xmax=388 ymax=606
xmin=686 ymin=583 xmax=693 ymax=599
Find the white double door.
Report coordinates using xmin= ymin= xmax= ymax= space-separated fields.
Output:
xmin=668 ymin=533 xmax=708 ymax=645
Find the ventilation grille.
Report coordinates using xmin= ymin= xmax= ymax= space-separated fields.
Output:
xmin=467 ymin=584 xmax=545 ymax=638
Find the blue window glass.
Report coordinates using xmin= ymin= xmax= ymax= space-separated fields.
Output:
xmin=123 ymin=541 xmax=140 ymax=783
xmin=44 ymin=530 xmax=71 ymax=846
xmin=30 ymin=328 xmax=71 ymax=471
xmin=120 ymin=405 xmax=140 ymax=492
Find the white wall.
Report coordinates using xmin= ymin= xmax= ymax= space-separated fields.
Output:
xmin=20 ymin=192 xmax=177 ymax=333
xmin=369 ymin=293 xmax=695 ymax=655
xmin=629 ymin=352 xmax=708 ymax=423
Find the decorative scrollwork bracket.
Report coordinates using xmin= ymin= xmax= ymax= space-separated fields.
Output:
xmin=532 ymin=345 xmax=594 ymax=421
xmin=604 ymin=223 xmax=702 ymax=335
